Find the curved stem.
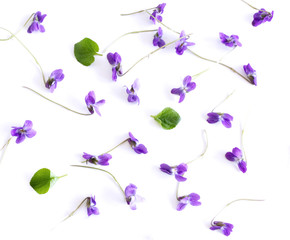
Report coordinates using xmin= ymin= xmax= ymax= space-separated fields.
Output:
xmin=211 ymin=90 xmax=235 ymax=112
xmin=23 ymin=86 xmax=92 ymax=116
xmin=210 ymin=198 xmax=264 ymax=226
xmin=61 ymin=197 xmax=89 ymax=222
xmin=101 ymin=29 xmax=158 ymax=53
xmin=70 ymin=165 xmax=125 ymax=195
xmin=102 ymin=139 xmax=129 ymax=155
xmin=186 ymin=130 xmax=208 ymax=165
xmin=240 ymin=0 xmax=260 ymax=11
xmin=0 ymin=27 xmax=46 ymax=84
xmin=0 ymin=137 xmax=12 ymax=165
xmin=120 ymin=7 xmax=156 ymax=16
xmin=0 ymin=13 xmax=34 ymax=41
xmin=121 ymin=33 xmax=191 ymax=77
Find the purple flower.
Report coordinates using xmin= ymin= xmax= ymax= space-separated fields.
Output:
xmin=160 ymin=163 xmax=188 ymax=182
xmin=207 ymin=112 xmax=233 ymax=128
xmin=150 ymin=3 xmax=166 ymax=24
xmin=252 ymin=9 xmax=274 ymax=27
xmin=11 ymin=120 xmax=36 ymax=144
xmin=177 ymin=193 xmax=201 ymax=211
xmin=243 ymin=63 xmax=257 ymax=86
xmin=210 ymin=221 xmax=234 ymax=236
xmin=85 ymin=91 xmax=105 ymax=116
xmin=82 ymin=152 xmax=112 ymax=166
xmin=171 ymin=75 xmax=196 ymax=103
xmin=153 ymin=27 xmax=166 ymax=48
xmin=86 ymin=195 xmax=99 ymax=216
xmin=127 ymin=132 xmax=148 ymax=154
xmin=219 ymin=32 xmax=242 ymax=47
xmin=107 ymin=52 xmax=123 ymax=81
xmin=175 ymin=30 xmax=195 ymax=55
xmin=125 ymin=79 xmax=140 ymax=104
xmin=27 ymin=11 xmax=47 ymax=33
xmin=125 ymin=183 xmax=139 ymax=210
xmin=225 ymin=147 xmax=247 ymax=173
xmin=45 ymin=69 xmax=64 ymax=93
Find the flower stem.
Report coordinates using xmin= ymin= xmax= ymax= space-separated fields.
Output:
xmin=23 ymin=86 xmax=92 ymax=116
xmin=0 ymin=137 xmax=12 ymax=165
xmin=120 ymin=7 xmax=156 ymax=16
xmin=211 ymin=90 xmax=235 ymax=112
xmin=121 ymin=33 xmax=192 ymax=77
xmin=101 ymin=29 xmax=158 ymax=53
xmin=176 ymin=182 xmax=180 ymax=200
xmin=210 ymin=198 xmax=264 ymax=226
xmin=0 ymin=27 xmax=46 ymax=85
xmin=240 ymin=0 xmax=260 ymax=11
xmin=0 ymin=13 xmax=34 ymax=41
xmin=102 ymin=138 xmax=129 ymax=154
xmin=241 ymin=127 xmax=248 ymax=163
xmin=186 ymin=130 xmax=208 ymax=165
xmin=61 ymin=197 xmax=89 ymax=222
xmin=57 ymin=174 xmax=68 ymax=179
xmin=70 ymin=165 xmax=125 ymax=196
xmin=191 ymin=68 xmax=210 ymax=79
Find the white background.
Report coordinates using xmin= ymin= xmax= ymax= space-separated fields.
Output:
xmin=0 ymin=0 xmax=289 ymax=239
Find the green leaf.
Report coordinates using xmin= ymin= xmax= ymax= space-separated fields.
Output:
xmin=151 ymin=107 xmax=181 ymax=130
xmin=74 ymin=38 xmax=102 ymax=66
xmin=30 ymin=168 xmax=59 ymax=194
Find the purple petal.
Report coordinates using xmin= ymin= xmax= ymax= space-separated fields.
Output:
xmin=183 ymin=75 xmax=192 ymax=86
xmin=10 ymin=128 xmax=19 ymax=137
xmin=26 ymin=129 xmax=36 ymax=138
xmin=221 ymin=119 xmax=232 ymax=128
xmin=83 ymin=152 xmax=94 ymax=160
xmin=87 ymin=206 xmax=99 ymax=216
xmin=125 ymin=183 xmax=137 ymax=198
xmin=178 ymin=92 xmax=186 ymax=103
xmin=133 ymin=144 xmax=148 ymax=154
xmin=112 ymin=67 xmax=117 ymax=81
xmin=238 ymin=160 xmax=247 ymax=173
xmin=210 ymin=226 xmax=221 ymax=231
xmin=176 ymin=163 xmax=188 ymax=175
xmin=176 ymin=202 xmax=187 ymax=211
xmin=132 ymin=79 xmax=140 ymax=91
xmin=160 ymin=163 xmax=173 ymax=175
xmin=16 ymin=134 xmax=26 ymax=144
xmin=39 ymin=25 xmax=45 ymax=33
xmin=188 ymin=193 xmax=200 ymax=201
xmin=232 ymin=147 xmax=242 ymax=158
xmin=222 ymin=113 xmax=233 ymax=121
xmin=23 ymin=120 xmax=33 ymax=130
xmin=107 ymin=53 xmax=116 ymax=65
xmin=171 ymin=87 xmax=183 ymax=96
xmin=186 ymin=82 xmax=196 ymax=92
xmin=175 ymin=174 xmax=187 ymax=182
xmin=207 ymin=112 xmax=220 ymax=124
xmin=27 ymin=22 xmax=39 ymax=33
xmin=225 ymin=152 xmax=237 ymax=161
xmin=128 ymin=132 xmax=138 ymax=142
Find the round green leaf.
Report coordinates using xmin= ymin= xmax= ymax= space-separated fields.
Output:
xmin=30 ymin=168 xmax=58 ymax=194
xmin=152 ymin=107 xmax=181 ymax=130
xmin=74 ymin=38 xmax=101 ymax=66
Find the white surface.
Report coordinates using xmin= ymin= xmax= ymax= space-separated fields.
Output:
xmin=0 ymin=0 xmax=289 ymax=239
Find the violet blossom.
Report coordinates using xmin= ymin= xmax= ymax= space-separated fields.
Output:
xmin=82 ymin=152 xmax=112 ymax=166
xmin=225 ymin=147 xmax=247 ymax=173
xmin=125 ymin=183 xmax=141 ymax=210
xmin=45 ymin=69 xmax=65 ymax=92
xmin=150 ymin=3 xmax=166 ymax=24
xmin=27 ymin=11 xmax=47 ymax=33
xmin=177 ymin=193 xmax=201 ymax=211
xmin=243 ymin=63 xmax=257 ymax=86
xmin=207 ymin=112 xmax=233 ymax=128
xmin=85 ymin=91 xmax=105 ymax=116
xmin=219 ymin=32 xmax=242 ymax=47
xmin=153 ymin=27 xmax=165 ymax=48
xmin=86 ymin=195 xmax=99 ymax=216
xmin=107 ymin=52 xmax=123 ymax=81
xmin=210 ymin=221 xmax=234 ymax=236
xmin=125 ymin=79 xmax=140 ymax=104
xmin=252 ymin=8 xmax=274 ymax=27
xmin=160 ymin=163 xmax=188 ymax=182
xmin=127 ymin=132 xmax=148 ymax=154
xmin=171 ymin=75 xmax=196 ymax=103
xmin=11 ymin=120 xmax=36 ymax=144
xmin=175 ymin=30 xmax=195 ymax=55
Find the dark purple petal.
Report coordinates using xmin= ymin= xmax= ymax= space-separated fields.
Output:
xmin=176 ymin=202 xmax=187 ymax=211
xmin=49 ymin=69 xmax=64 ymax=82
xmin=85 ymin=91 xmax=96 ymax=105
xmin=221 ymin=118 xmax=232 ymax=128
xmin=127 ymin=94 xmax=139 ymax=103
xmin=178 ymin=92 xmax=186 ymax=103
xmin=171 ymin=87 xmax=183 ymax=96
xmin=210 ymin=225 xmax=222 ymax=231
xmin=186 ymin=82 xmax=196 ymax=92
xmin=232 ymin=147 xmax=242 ymax=158
xmin=183 ymin=75 xmax=192 ymax=86
xmin=238 ymin=160 xmax=247 ymax=173
xmin=176 ymin=163 xmax=188 ymax=175
xmin=157 ymin=3 xmax=166 ymax=13
xmin=133 ymin=144 xmax=148 ymax=154
xmin=107 ymin=53 xmax=116 ymax=65
xmin=222 ymin=113 xmax=233 ymax=121
xmin=207 ymin=112 xmax=220 ymax=124
xmin=175 ymin=174 xmax=187 ymax=182
xmin=83 ymin=152 xmax=95 ymax=160
xmin=35 ymin=11 xmax=47 ymax=23
xmin=10 ymin=128 xmax=20 ymax=137
xmin=128 ymin=132 xmax=138 ymax=142
xmin=157 ymin=39 xmax=166 ymax=48
xmin=16 ymin=134 xmax=26 ymax=144
xmin=112 ymin=67 xmax=117 ymax=81
xmin=160 ymin=163 xmax=173 ymax=175
xmin=97 ymin=153 xmax=112 ymax=166
xmin=27 ymin=22 xmax=39 ymax=33
xmin=225 ymin=152 xmax=237 ymax=162
xmin=188 ymin=193 xmax=200 ymax=201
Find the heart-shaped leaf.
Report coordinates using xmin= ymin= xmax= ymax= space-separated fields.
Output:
xmin=151 ymin=107 xmax=181 ymax=130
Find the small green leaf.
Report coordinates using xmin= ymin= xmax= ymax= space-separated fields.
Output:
xmin=30 ymin=168 xmax=59 ymax=194
xmin=151 ymin=107 xmax=181 ymax=130
xmin=74 ymin=38 xmax=102 ymax=66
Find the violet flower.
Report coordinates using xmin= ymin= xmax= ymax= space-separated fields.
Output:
xmin=127 ymin=132 xmax=148 ymax=154
xmin=107 ymin=52 xmax=123 ymax=81
xmin=125 ymin=79 xmax=140 ymax=104
xmin=177 ymin=193 xmax=201 ymax=211
xmin=175 ymin=30 xmax=195 ymax=55
xmin=11 ymin=120 xmax=36 ymax=144
xmin=85 ymin=91 xmax=105 ymax=116
xmin=252 ymin=8 xmax=274 ymax=27
xmin=45 ymin=69 xmax=65 ymax=93
xmin=150 ymin=3 xmax=166 ymax=24
xmin=243 ymin=63 xmax=257 ymax=86
xmin=153 ymin=27 xmax=165 ymax=48
xmin=125 ymin=183 xmax=140 ymax=210
xmin=219 ymin=32 xmax=242 ymax=47
xmin=210 ymin=221 xmax=234 ymax=236
xmin=83 ymin=152 xmax=112 ymax=166
xmin=160 ymin=163 xmax=188 ymax=182
xmin=207 ymin=112 xmax=233 ymax=128
xmin=86 ymin=195 xmax=99 ymax=216
xmin=27 ymin=11 xmax=47 ymax=33
xmin=225 ymin=147 xmax=247 ymax=173
xmin=171 ymin=75 xmax=196 ymax=103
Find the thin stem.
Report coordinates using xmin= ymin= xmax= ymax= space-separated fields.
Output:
xmin=23 ymin=86 xmax=92 ymax=116
xmin=121 ymin=33 xmax=192 ymax=77
xmin=57 ymin=174 xmax=68 ymax=179
xmin=70 ymin=165 xmax=125 ymax=195
xmin=240 ymin=0 xmax=260 ymax=11
xmin=0 ymin=13 xmax=34 ymax=41
xmin=191 ymin=68 xmax=210 ymax=79
xmin=0 ymin=137 xmax=12 ymax=165
xmin=0 ymin=137 xmax=12 ymax=151
xmin=61 ymin=197 xmax=89 ymax=222
xmin=210 ymin=198 xmax=264 ymax=226
xmin=211 ymin=90 xmax=235 ymax=112
xmin=241 ymin=128 xmax=248 ymax=163
xmin=176 ymin=182 xmax=180 ymax=200
xmin=120 ymin=7 xmax=156 ymax=16
xmin=0 ymin=27 xmax=46 ymax=84
xmin=102 ymin=139 xmax=129 ymax=155
xmin=186 ymin=130 xmax=208 ymax=165
xmin=101 ymin=29 xmax=158 ymax=53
